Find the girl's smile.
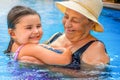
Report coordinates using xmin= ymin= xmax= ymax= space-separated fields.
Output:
xmin=9 ymin=14 xmax=43 ymax=45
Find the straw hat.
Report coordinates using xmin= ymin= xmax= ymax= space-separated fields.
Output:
xmin=56 ymin=0 xmax=104 ymax=32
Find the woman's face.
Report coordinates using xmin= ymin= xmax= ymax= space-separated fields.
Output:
xmin=9 ymin=14 xmax=43 ymax=45
xmin=62 ymin=8 xmax=93 ymax=42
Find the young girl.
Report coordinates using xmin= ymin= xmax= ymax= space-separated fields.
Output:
xmin=5 ymin=5 xmax=72 ymax=65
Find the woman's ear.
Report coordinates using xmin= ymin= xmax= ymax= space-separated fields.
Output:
xmin=8 ymin=29 xmax=16 ymax=39
xmin=89 ymin=21 xmax=96 ymax=29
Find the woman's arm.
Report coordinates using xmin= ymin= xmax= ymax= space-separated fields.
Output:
xmin=18 ymin=44 xmax=72 ymax=65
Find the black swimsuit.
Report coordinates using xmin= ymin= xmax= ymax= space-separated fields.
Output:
xmin=65 ymin=40 xmax=98 ymax=70
xmin=47 ymin=32 xmax=102 ymax=70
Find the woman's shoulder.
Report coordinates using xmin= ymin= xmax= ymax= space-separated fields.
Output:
xmin=50 ymin=34 xmax=65 ymax=45
xmin=83 ymin=40 xmax=106 ymax=54
xmin=44 ymin=32 xmax=63 ymax=44
xmin=81 ymin=40 xmax=109 ymax=65
xmin=89 ymin=40 xmax=105 ymax=49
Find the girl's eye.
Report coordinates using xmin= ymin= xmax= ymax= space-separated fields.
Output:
xmin=26 ymin=26 xmax=32 ymax=29
xmin=37 ymin=24 xmax=41 ymax=28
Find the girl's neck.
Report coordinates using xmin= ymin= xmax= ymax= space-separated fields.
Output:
xmin=11 ymin=42 xmax=22 ymax=52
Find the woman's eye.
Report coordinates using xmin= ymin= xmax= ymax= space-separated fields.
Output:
xmin=72 ymin=19 xmax=81 ymax=23
xmin=72 ymin=20 xmax=80 ymax=23
xmin=64 ymin=15 xmax=69 ymax=19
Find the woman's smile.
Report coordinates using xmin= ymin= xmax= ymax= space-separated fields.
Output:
xmin=65 ymin=29 xmax=76 ymax=34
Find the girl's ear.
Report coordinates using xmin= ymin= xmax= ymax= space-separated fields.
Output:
xmin=8 ymin=29 xmax=16 ymax=39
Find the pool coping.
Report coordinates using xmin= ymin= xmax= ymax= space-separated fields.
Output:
xmin=103 ymin=2 xmax=120 ymax=10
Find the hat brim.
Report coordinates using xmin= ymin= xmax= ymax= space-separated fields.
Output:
xmin=56 ymin=1 xmax=104 ymax=32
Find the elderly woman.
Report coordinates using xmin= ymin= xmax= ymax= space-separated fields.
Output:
xmin=47 ymin=0 xmax=109 ymax=69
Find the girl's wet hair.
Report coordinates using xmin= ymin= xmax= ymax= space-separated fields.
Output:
xmin=5 ymin=5 xmax=41 ymax=53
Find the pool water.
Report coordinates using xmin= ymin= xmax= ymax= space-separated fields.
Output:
xmin=0 ymin=0 xmax=120 ymax=80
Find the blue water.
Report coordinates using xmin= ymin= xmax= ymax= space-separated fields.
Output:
xmin=0 ymin=0 xmax=120 ymax=80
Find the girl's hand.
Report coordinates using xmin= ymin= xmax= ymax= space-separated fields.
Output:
xmin=61 ymin=46 xmax=72 ymax=64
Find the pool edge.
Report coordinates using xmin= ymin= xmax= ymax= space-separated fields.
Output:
xmin=103 ymin=2 xmax=120 ymax=10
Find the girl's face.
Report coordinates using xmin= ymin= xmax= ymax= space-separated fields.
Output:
xmin=9 ymin=14 xmax=42 ymax=45
xmin=62 ymin=8 xmax=93 ymax=42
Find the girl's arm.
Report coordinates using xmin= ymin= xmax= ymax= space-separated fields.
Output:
xmin=20 ymin=56 xmax=44 ymax=65
xmin=18 ymin=44 xmax=72 ymax=65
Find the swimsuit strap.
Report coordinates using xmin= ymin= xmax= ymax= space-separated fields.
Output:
xmin=44 ymin=32 xmax=63 ymax=44
xmin=65 ymin=40 xmax=99 ymax=69
xmin=13 ymin=45 xmax=24 ymax=61
xmin=75 ymin=40 xmax=99 ymax=57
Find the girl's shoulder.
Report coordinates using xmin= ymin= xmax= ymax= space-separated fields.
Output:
xmin=20 ymin=44 xmax=40 ymax=53
xmin=22 ymin=44 xmax=40 ymax=49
